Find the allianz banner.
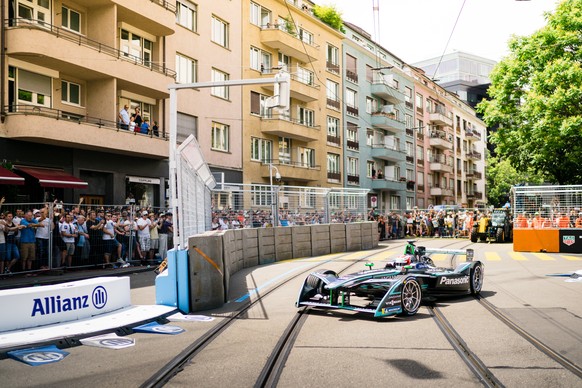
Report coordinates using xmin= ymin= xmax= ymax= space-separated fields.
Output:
xmin=559 ymin=229 xmax=582 ymax=253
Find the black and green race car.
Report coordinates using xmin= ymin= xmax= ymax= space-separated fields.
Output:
xmin=296 ymin=242 xmax=483 ymax=318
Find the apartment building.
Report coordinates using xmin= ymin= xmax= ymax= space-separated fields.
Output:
xmin=241 ymin=0 xmax=344 ymax=189
xmin=1 ymin=0 xmax=242 ymax=206
xmin=342 ymin=22 xmax=414 ymax=211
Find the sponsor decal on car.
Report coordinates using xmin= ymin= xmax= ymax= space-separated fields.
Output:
xmin=439 ymin=276 xmax=469 ymax=286
xmin=563 ymin=235 xmax=575 ymax=246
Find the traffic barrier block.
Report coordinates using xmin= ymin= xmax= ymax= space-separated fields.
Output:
xmin=258 ymin=228 xmax=276 ymax=264
xmin=330 ymin=223 xmax=346 ymax=253
xmin=311 ymin=224 xmax=331 ymax=256
xmin=275 ymin=227 xmax=293 ymax=261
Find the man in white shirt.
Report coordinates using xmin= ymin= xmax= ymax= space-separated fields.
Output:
xmin=60 ymin=213 xmax=77 ymax=268
xmin=137 ymin=210 xmax=152 ymax=264
xmin=34 ymin=208 xmax=51 ymax=269
xmin=102 ymin=213 xmax=116 ymax=267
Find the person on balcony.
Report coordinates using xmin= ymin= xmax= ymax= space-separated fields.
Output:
xmin=132 ymin=107 xmax=143 ymax=128
xmin=118 ymin=104 xmax=130 ymax=130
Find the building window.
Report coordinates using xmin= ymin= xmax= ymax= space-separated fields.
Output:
xmin=120 ymin=29 xmax=152 ymax=68
xmin=367 ymin=161 xmax=374 ymax=178
xmin=252 ymin=185 xmax=272 ymax=206
xmin=415 ymin=93 xmax=423 ymax=112
xmin=326 ymin=44 xmax=339 ymax=73
xmin=347 ymin=123 xmax=358 ymax=149
xmin=406 ymin=142 xmax=414 ymax=158
xmin=251 ymin=137 xmax=272 ymax=162
xmin=250 ymin=46 xmax=271 ymax=72
xmin=177 ymin=112 xmax=198 ymax=142
xmin=279 ymin=137 xmax=292 ymax=164
xmin=17 ymin=0 xmax=50 ymax=25
xmin=390 ymin=195 xmax=400 ymax=210
xmin=61 ymin=80 xmax=80 ymax=105
xmin=250 ymin=2 xmax=271 ymax=27
xmin=298 ymin=107 xmax=314 ymax=127
xmin=177 ymin=1 xmax=197 ymax=31
xmin=345 ymin=54 xmax=357 ymax=82
xmin=327 ymin=153 xmax=340 ymax=173
xmin=416 ymin=145 xmax=424 ymax=161
xmin=366 ymin=128 xmax=373 ymax=146
xmin=327 ymin=116 xmax=339 ymax=137
xmin=417 ymin=119 xmax=424 ymax=134
xmin=211 ymin=16 xmax=229 ymax=48
xmin=326 ymin=79 xmax=340 ymax=109
xmin=176 ymin=54 xmax=197 ymax=84
xmin=15 ymin=68 xmax=52 ymax=107
xmin=347 ymin=157 xmax=358 ymax=175
xmin=365 ymin=97 xmax=377 ymax=114
xmin=211 ymin=122 xmax=229 ymax=151
xmin=296 ymin=67 xmax=314 ymax=86
xmin=298 ymin=28 xmax=313 ymax=45
xmin=405 ymin=114 xmax=413 ymax=129
xmin=346 ymin=88 xmax=358 ymax=116
xmin=298 ymin=147 xmax=315 ymax=168
xmin=211 ymin=69 xmax=229 ymax=99
xmin=62 ymin=6 xmax=81 ymax=33
xmin=250 ymin=91 xmax=272 ymax=117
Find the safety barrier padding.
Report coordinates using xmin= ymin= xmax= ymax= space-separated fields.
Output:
xmin=188 ymin=233 xmax=226 ymax=310
xmin=513 ymin=229 xmax=560 ymax=253
xmin=242 ymin=228 xmax=259 ymax=268
xmin=292 ymin=225 xmax=313 ymax=258
xmin=311 ymin=224 xmax=331 ymax=256
xmin=275 ymin=227 xmax=293 ymax=261
xmin=330 ymin=223 xmax=347 ymax=253
xmin=258 ymin=227 xmax=276 ymax=264
xmin=346 ymin=223 xmax=363 ymax=251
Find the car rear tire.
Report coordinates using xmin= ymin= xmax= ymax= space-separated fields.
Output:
xmin=470 ymin=263 xmax=483 ymax=295
xmin=399 ymin=278 xmax=422 ymax=316
xmin=470 ymin=231 xmax=478 ymax=243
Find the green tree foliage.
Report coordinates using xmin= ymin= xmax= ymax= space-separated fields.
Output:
xmin=486 ymin=155 xmax=544 ymax=207
xmin=312 ymin=5 xmax=345 ymax=33
xmin=478 ymin=0 xmax=582 ymax=184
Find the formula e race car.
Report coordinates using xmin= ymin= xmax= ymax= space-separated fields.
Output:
xmin=296 ymin=241 xmax=483 ymax=318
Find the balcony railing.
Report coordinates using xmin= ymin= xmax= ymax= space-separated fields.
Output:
xmin=406 ymin=127 xmax=414 ymax=136
xmin=263 ymin=159 xmax=320 ymax=170
xmin=3 ymin=105 xmax=168 ymax=139
xmin=347 ymin=140 xmax=359 ymax=150
xmin=6 ymin=18 xmax=176 ymax=78
xmin=346 ymin=105 xmax=359 ymax=116
xmin=406 ymin=155 xmax=414 ymax=163
xmin=467 ymin=151 xmax=482 ymax=160
xmin=326 ymin=61 xmax=340 ymax=74
xmin=474 ymin=191 xmax=483 ymax=199
xmin=327 ymin=98 xmax=340 ymax=110
xmin=327 ymin=134 xmax=341 ymax=146
xmin=347 ymin=174 xmax=360 ymax=185
xmin=346 ymin=69 xmax=358 ymax=83
xmin=327 ymin=171 xmax=341 ymax=181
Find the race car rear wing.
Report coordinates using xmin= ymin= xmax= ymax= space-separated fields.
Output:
xmin=424 ymin=248 xmax=474 ymax=261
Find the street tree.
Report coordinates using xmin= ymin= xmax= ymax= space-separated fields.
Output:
xmin=486 ymin=155 xmax=544 ymax=207
xmin=478 ymin=0 xmax=582 ymax=184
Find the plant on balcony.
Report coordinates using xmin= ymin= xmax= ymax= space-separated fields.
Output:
xmin=312 ymin=5 xmax=346 ymax=33
xmin=283 ymin=16 xmax=297 ymax=36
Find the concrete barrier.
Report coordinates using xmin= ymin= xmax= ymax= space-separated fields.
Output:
xmin=311 ymin=224 xmax=331 ymax=256
xmin=292 ymin=225 xmax=312 ymax=258
xmin=330 ymin=223 xmax=346 ymax=253
xmin=258 ymin=227 xmax=276 ymax=264
xmin=188 ymin=233 xmax=226 ymax=310
xmin=346 ymin=223 xmax=363 ymax=251
xmin=163 ymin=222 xmax=379 ymax=313
xmin=242 ymin=228 xmax=259 ymax=268
xmin=275 ymin=227 xmax=293 ymax=261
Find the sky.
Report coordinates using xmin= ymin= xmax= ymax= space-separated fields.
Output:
xmin=323 ymin=0 xmax=560 ymax=64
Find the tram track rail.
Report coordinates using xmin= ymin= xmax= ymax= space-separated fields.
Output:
xmin=141 ymin=244 xmax=403 ymax=388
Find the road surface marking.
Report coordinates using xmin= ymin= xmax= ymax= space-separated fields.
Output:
xmin=485 ymin=252 xmax=501 ymax=261
xmin=509 ymin=251 xmax=528 ymax=261
xmin=531 ymin=252 xmax=555 ymax=261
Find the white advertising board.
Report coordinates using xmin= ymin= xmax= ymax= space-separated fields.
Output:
xmin=0 ymin=277 xmax=131 ymax=332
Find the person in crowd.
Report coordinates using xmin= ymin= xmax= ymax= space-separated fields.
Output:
xmin=158 ymin=212 xmax=172 ymax=261
xmin=122 ymin=213 xmax=141 ymax=262
xmin=514 ymin=212 xmax=529 ymax=228
xmin=140 ymin=118 xmax=150 ymax=135
xmin=378 ymin=215 xmax=386 ymax=241
xmin=149 ymin=213 xmax=160 ymax=262
xmin=152 ymin=121 xmax=160 ymax=137
xmin=35 ymin=208 xmax=52 ymax=269
xmin=556 ymin=213 xmax=571 ymax=228
xmin=19 ymin=210 xmax=45 ymax=275
xmin=118 ymin=104 xmax=130 ymax=130
xmin=75 ymin=215 xmax=90 ymax=261
xmin=576 ymin=212 xmax=582 ymax=228
xmin=2 ymin=212 xmax=20 ymax=274
xmin=531 ymin=212 xmax=546 ymax=228
xmin=129 ymin=116 xmax=137 ymax=132
xmin=132 ymin=107 xmax=143 ymax=128
xmin=102 ymin=213 xmax=117 ymax=267
xmin=86 ymin=210 xmax=104 ymax=265
xmin=137 ymin=210 xmax=152 ymax=264
xmin=60 ymin=213 xmax=78 ymax=268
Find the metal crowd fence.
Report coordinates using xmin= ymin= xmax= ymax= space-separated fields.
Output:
xmin=210 ymin=184 xmax=370 ymax=228
xmin=511 ymin=185 xmax=582 ymax=228
xmin=0 ymin=202 xmax=173 ymax=277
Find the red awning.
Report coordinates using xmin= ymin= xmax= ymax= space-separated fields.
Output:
xmin=16 ymin=167 xmax=88 ymax=189
xmin=0 ymin=166 xmax=25 ymax=185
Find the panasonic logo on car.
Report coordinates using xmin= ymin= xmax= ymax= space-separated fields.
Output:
xmin=439 ymin=276 xmax=469 ymax=286
xmin=31 ymin=286 xmax=108 ymax=317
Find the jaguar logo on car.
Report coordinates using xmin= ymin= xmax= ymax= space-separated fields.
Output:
xmin=439 ymin=276 xmax=469 ymax=286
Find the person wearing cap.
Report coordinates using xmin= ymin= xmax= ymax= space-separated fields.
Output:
xmin=531 ymin=212 xmax=546 ymax=229
xmin=137 ymin=210 xmax=152 ymax=264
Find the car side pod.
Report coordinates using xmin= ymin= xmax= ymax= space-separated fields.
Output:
xmin=295 ymin=270 xmax=337 ymax=307
xmin=373 ymin=275 xmax=422 ymax=318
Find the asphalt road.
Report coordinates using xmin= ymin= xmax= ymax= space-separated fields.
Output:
xmin=1 ymin=238 xmax=581 ymax=387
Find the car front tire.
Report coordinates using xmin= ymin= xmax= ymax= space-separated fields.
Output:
xmin=399 ymin=277 xmax=422 ymax=316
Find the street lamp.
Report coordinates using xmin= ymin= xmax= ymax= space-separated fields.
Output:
xmin=269 ymin=162 xmax=281 ymax=227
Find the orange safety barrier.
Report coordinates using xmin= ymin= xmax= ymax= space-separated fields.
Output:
xmin=513 ymin=229 xmax=560 ymax=252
